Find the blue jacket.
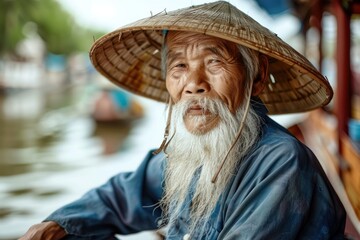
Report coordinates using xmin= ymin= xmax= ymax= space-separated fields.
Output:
xmin=46 ymin=102 xmax=346 ymax=239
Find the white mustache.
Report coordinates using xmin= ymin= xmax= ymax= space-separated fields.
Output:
xmin=175 ymin=98 xmax=221 ymax=117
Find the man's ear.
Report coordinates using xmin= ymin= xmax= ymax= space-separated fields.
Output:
xmin=252 ymin=54 xmax=269 ymax=96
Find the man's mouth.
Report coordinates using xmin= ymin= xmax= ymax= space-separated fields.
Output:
xmin=186 ymin=105 xmax=211 ymax=116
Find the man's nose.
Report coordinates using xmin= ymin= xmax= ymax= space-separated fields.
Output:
xmin=183 ymin=70 xmax=210 ymax=95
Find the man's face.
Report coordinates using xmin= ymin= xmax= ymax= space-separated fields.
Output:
xmin=165 ymin=31 xmax=246 ymax=134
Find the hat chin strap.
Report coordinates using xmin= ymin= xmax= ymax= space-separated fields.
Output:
xmin=211 ymin=79 xmax=253 ymax=184
xmin=153 ymin=98 xmax=175 ymax=156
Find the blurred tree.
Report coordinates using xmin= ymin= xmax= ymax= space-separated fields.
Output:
xmin=0 ymin=0 xmax=105 ymax=56
xmin=0 ymin=0 xmax=37 ymax=55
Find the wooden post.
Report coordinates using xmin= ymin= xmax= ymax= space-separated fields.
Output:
xmin=334 ymin=0 xmax=351 ymax=153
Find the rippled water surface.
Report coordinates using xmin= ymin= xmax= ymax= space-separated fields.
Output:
xmin=0 ymin=83 xmax=302 ymax=239
xmin=0 ymin=86 xmax=165 ymax=239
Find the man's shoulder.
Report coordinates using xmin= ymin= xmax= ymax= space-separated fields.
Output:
xmin=257 ymin=117 xmax=308 ymax=155
xmin=246 ymin=117 xmax=316 ymax=171
xmin=144 ymin=149 xmax=166 ymax=168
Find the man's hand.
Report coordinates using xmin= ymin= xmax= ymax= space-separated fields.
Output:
xmin=19 ymin=221 xmax=67 ymax=240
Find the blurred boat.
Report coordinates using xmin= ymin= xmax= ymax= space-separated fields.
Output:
xmin=90 ymin=88 xmax=144 ymax=123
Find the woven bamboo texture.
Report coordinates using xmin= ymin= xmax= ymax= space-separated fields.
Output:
xmin=90 ymin=1 xmax=333 ymax=114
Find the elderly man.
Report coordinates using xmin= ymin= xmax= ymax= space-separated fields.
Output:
xmin=21 ymin=1 xmax=346 ymax=239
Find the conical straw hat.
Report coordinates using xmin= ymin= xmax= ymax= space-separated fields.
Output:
xmin=90 ymin=1 xmax=333 ymax=114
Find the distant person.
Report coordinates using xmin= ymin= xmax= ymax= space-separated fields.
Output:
xmin=21 ymin=1 xmax=346 ymax=239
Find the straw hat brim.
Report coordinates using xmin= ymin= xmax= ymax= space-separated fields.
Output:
xmin=90 ymin=1 xmax=333 ymax=114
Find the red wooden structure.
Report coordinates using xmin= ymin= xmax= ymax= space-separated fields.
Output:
xmin=298 ymin=0 xmax=360 ymax=237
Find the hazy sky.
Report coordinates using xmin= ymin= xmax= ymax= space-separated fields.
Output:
xmin=58 ymin=0 xmax=299 ymax=39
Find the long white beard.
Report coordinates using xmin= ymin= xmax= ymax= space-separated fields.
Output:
xmin=160 ymin=98 xmax=261 ymax=234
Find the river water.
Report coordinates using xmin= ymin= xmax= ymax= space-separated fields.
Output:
xmin=0 ymin=82 xmax=304 ymax=239
xmin=0 ymin=85 xmax=166 ymax=239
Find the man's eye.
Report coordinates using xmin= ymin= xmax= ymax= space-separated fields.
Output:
xmin=208 ymin=59 xmax=221 ymax=64
xmin=175 ymin=63 xmax=187 ymax=68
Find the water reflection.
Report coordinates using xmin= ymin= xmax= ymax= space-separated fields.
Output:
xmin=0 ymin=88 xmax=101 ymax=177
xmin=0 ymin=85 xmax=165 ymax=239
xmin=93 ymin=121 xmax=133 ymax=155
